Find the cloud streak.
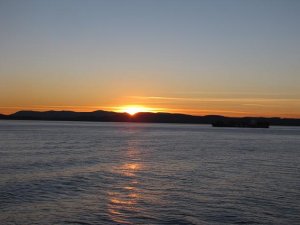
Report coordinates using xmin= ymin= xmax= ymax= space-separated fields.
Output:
xmin=129 ymin=96 xmax=300 ymax=103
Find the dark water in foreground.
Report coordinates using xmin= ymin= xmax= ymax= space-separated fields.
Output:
xmin=0 ymin=120 xmax=299 ymax=225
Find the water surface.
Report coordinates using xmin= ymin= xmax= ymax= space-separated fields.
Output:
xmin=0 ymin=120 xmax=299 ymax=224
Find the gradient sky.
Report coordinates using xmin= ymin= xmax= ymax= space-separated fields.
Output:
xmin=1 ymin=0 xmax=299 ymax=117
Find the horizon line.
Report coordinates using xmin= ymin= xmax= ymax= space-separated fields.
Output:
xmin=1 ymin=108 xmax=300 ymax=120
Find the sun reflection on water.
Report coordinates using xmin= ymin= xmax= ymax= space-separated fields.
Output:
xmin=106 ymin=143 xmax=143 ymax=224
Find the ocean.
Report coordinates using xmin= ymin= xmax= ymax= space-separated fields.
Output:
xmin=0 ymin=120 xmax=299 ymax=225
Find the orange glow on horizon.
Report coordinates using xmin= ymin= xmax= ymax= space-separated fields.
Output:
xmin=0 ymin=103 xmax=299 ymax=118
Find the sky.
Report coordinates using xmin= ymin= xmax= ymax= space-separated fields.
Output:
xmin=0 ymin=0 xmax=299 ymax=117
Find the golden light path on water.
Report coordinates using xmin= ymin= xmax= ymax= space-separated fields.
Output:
xmin=106 ymin=138 xmax=143 ymax=224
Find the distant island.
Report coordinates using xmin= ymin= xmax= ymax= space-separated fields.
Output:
xmin=212 ymin=120 xmax=270 ymax=128
xmin=0 ymin=110 xmax=300 ymax=126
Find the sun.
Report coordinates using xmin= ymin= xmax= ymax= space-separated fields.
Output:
xmin=119 ymin=105 xmax=151 ymax=116
xmin=125 ymin=107 xmax=140 ymax=115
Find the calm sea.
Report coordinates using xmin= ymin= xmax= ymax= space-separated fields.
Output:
xmin=0 ymin=120 xmax=299 ymax=225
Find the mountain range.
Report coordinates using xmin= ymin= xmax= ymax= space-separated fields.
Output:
xmin=0 ymin=110 xmax=300 ymax=126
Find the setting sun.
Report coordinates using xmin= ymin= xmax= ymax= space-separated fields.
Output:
xmin=118 ymin=106 xmax=152 ymax=116
xmin=125 ymin=107 xmax=140 ymax=115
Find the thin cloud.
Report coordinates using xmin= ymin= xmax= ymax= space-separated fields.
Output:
xmin=171 ymin=91 xmax=300 ymax=97
xmin=0 ymin=105 xmax=105 ymax=110
xmin=129 ymin=96 xmax=300 ymax=103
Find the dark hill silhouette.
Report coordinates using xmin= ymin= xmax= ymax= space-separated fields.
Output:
xmin=10 ymin=110 xmax=130 ymax=122
xmin=1 ymin=110 xmax=300 ymax=126
xmin=0 ymin=113 xmax=7 ymax=119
